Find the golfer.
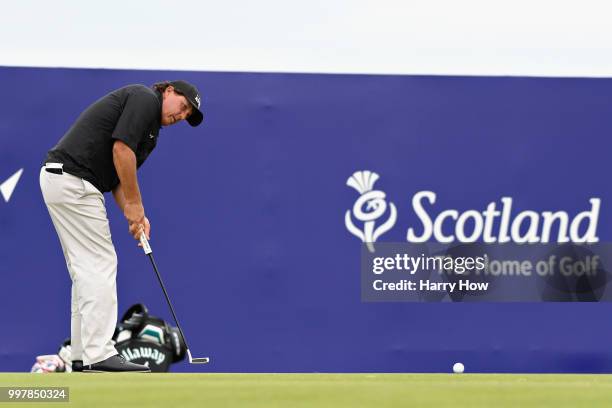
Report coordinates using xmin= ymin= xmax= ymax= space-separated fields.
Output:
xmin=40 ymin=81 xmax=203 ymax=372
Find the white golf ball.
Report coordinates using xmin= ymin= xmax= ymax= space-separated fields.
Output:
xmin=453 ymin=362 xmax=465 ymax=373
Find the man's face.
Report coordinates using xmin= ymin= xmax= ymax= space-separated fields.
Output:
xmin=160 ymin=86 xmax=194 ymax=126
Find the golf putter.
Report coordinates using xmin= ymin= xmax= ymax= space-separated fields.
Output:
xmin=140 ymin=233 xmax=210 ymax=364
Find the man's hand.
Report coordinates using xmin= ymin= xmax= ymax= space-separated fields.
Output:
xmin=135 ymin=217 xmax=151 ymax=248
xmin=124 ymin=201 xmax=144 ymax=224
xmin=125 ymin=202 xmax=146 ymax=239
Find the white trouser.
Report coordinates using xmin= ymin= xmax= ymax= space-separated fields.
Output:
xmin=39 ymin=166 xmax=118 ymax=366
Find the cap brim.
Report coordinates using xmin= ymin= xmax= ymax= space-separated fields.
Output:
xmin=187 ymin=108 xmax=203 ymax=127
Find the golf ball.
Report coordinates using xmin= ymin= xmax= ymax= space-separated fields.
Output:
xmin=453 ymin=362 xmax=464 ymax=373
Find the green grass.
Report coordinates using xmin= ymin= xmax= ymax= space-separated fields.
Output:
xmin=0 ymin=373 xmax=611 ymax=407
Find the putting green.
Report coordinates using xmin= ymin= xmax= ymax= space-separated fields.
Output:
xmin=0 ymin=373 xmax=611 ymax=407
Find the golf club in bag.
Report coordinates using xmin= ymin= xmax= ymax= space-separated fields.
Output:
xmin=139 ymin=233 xmax=210 ymax=364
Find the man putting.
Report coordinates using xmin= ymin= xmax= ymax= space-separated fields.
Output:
xmin=40 ymin=80 xmax=203 ymax=372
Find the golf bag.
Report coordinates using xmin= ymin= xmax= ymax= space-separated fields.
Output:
xmin=113 ymin=303 xmax=187 ymax=372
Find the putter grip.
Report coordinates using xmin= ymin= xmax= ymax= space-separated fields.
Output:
xmin=139 ymin=233 xmax=152 ymax=255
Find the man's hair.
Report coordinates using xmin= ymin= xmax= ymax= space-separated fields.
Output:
xmin=152 ymin=81 xmax=172 ymax=93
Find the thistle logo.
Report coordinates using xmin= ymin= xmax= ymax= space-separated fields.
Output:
xmin=345 ymin=171 xmax=397 ymax=252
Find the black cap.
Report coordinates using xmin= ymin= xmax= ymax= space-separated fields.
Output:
xmin=169 ymin=80 xmax=204 ymax=127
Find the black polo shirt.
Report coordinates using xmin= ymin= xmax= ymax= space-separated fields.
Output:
xmin=45 ymin=84 xmax=162 ymax=193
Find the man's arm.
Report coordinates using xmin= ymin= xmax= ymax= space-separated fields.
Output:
xmin=112 ymin=140 xmax=149 ymax=240
xmin=111 ymin=183 xmax=127 ymax=212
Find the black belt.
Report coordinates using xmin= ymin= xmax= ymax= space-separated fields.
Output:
xmin=45 ymin=166 xmax=63 ymax=175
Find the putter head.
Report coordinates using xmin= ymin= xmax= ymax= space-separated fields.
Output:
xmin=187 ymin=349 xmax=210 ymax=364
